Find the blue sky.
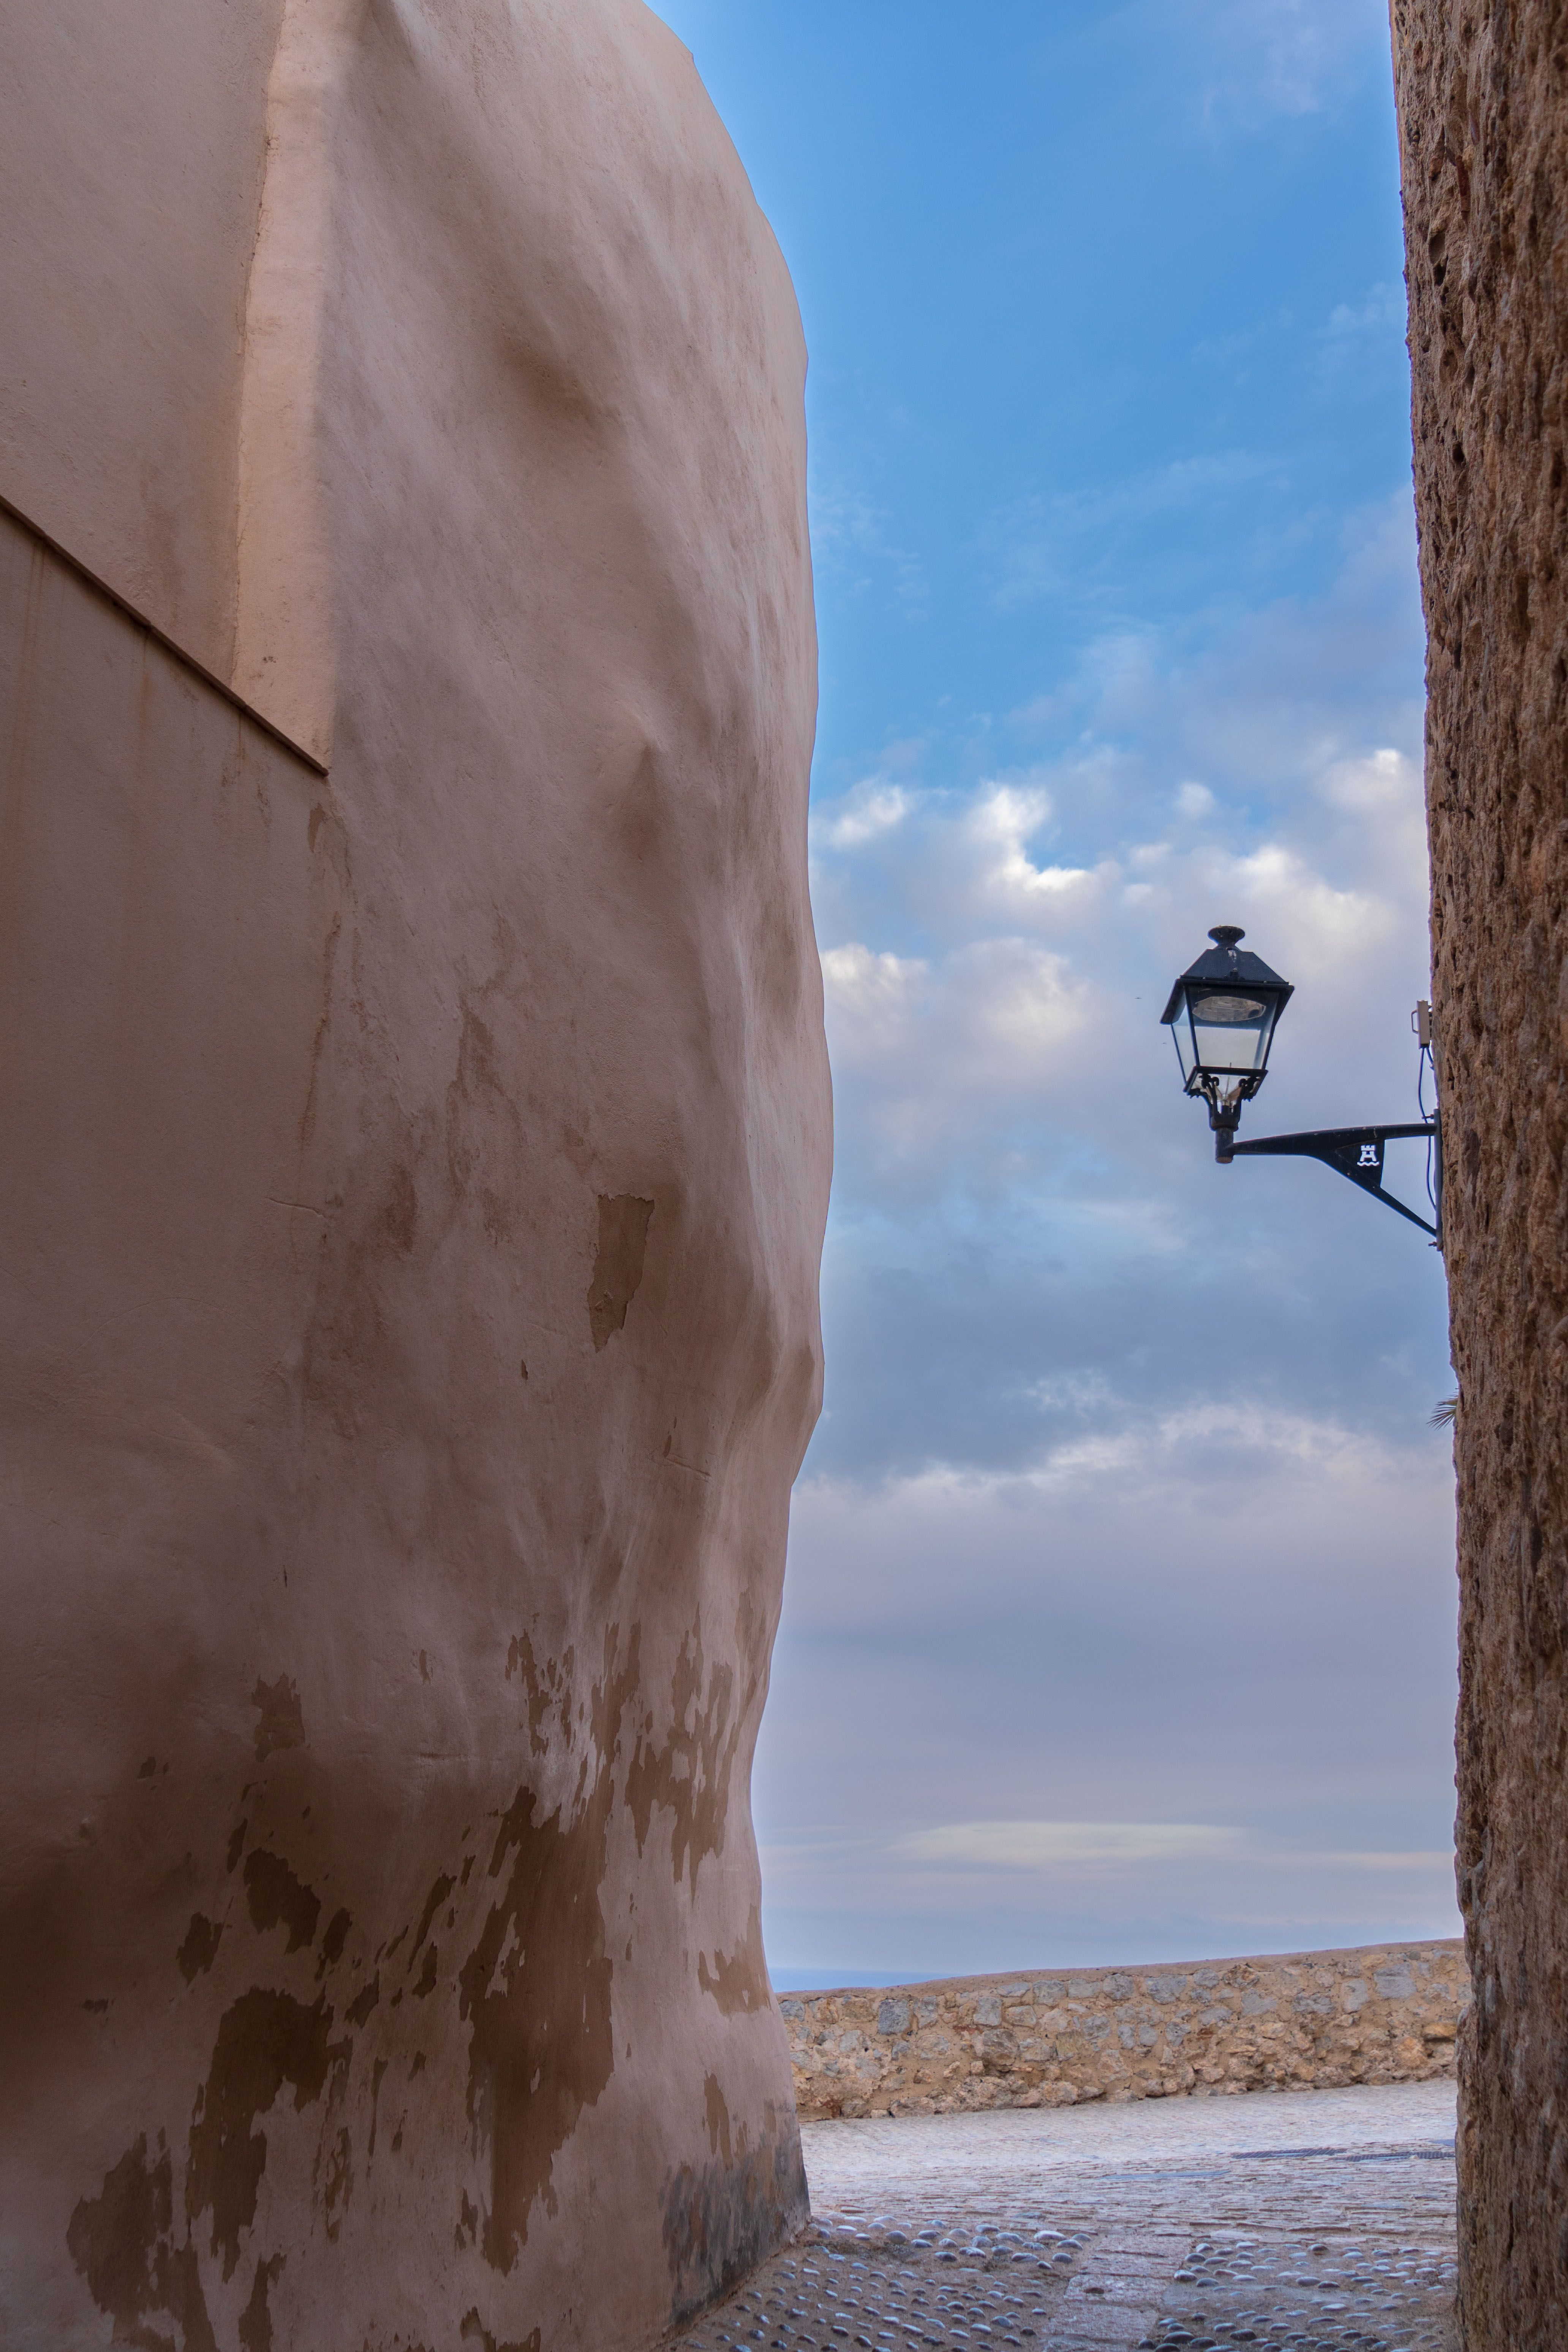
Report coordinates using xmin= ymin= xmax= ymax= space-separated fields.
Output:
xmin=648 ymin=0 xmax=1459 ymax=1985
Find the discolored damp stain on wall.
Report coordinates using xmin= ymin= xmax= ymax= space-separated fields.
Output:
xmin=413 ymin=1943 xmax=438 ymax=1998
xmin=661 ymin=2113 xmax=809 ymax=2328
xmin=697 ymin=1906 xmax=770 ymax=2016
xmin=67 ymin=2131 xmax=218 ymax=2352
xmin=179 ymin=1913 xmax=224 ymax=1982
xmin=243 ymin=1849 xmax=322 ymax=1952
xmin=296 ymin=910 xmax=341 ymax=1153
xmin=626 ymin=1627 xmax=743 ymax=1890
xmin=317 ymin=1905 xmax=352 ymax=1974
xmin=586 ymin=1193 xmax=654 ymax=1349
xmin=703 ymin=2072 xmax=731 ymax=2163
xmin=186 ymin=1989 xmax=339 ymax=2279
xmin=458 ymin=1634 xmax=637 ymax=2271
xmin=444 ymin=979 xmax=526 ymax=1245
xmin=250 ymin=1676 xmax=305 ymax=1761
xmin=378 ymin=1160 xmax=419 ymax=1254
xmin=459 ymin=2309 xmax=542 ymax=2352
xmin=227 ymin=1819 xmax=249 ymax=1873
xmin=239 ymin=2253 xmax=283 ymax=2352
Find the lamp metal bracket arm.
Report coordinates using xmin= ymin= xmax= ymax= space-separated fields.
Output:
xmin=1221 ymin=1120 xmax=1439 ymax=1237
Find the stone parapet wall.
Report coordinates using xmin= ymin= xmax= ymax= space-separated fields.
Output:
xmin=778 ymin=1941 xmax=1467 ymax=2121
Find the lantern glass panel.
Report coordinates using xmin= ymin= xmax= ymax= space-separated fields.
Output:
xmin=1187 ymin=989 xmax=1277 ymax=1077
xmin=1173 ymin=1012 xmax=1201 ymax=1086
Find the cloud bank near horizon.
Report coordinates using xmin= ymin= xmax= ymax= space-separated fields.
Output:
xmin=647 ymin=0 xmax=1456 ymax=1982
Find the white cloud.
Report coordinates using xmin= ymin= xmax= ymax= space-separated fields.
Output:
xmin=1318 ymin=743 xmax=1420 ymax=815
xmin=1176 ymin=781 xmax=1216 ymax=819
xmin=898 ymin=1821 xmax=1246 ymax=1870
xmin=1317 ymin=282 xmax=1408 ymax=383
xmin=816 ymin=778 xmax=914 ymax=850
xmin=808 ymin=462 xmax=929 ymax=616
xmin=819 ymin=942 xmax=929 ymax=1062
xmin=819 ymin=933 xmax=1103 ymax=1183
xmin=968 ymin=781 xmax=1103 ymax=907
xmin=1185 ymin=0 xmax=1385 ymax=131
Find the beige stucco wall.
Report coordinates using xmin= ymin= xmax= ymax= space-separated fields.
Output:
xmin=779 ymin=1943 xmax=1467 ymax=2121
xmin=0 ymin=6 xmax=829 ymax=2348
xmin=0 ymin=0 xmax=285 ymax=678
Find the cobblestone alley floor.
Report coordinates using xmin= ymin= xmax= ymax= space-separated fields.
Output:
xmin=674 ymin=2081 xmax=1458 ymax=2352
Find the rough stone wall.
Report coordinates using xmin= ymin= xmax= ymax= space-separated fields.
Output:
xmin=779 ymin=1943 xmax=1467 ymax=2121
xmin=0 ymin=6 xmax=828 ymax=2349
xmin=1389 ymin=6 xmax=1568 ymax=2345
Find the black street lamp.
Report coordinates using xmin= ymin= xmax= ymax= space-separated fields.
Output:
xmin=1161 ymin=924 xmax=1441 ymax=1240
xmin=1160 ymin=925 xmax=1293 ymax=1144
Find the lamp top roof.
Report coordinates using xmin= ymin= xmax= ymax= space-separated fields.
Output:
xmin=1159 ymin=926 xmax=1293 ymax=1024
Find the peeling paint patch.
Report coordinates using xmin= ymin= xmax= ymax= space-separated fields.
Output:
xmin=627 ymin=1628 xmax=741 ymax=1889
xmin=505 ymin=1634 xmax=575 ymax=1757
xmin=459 ymin=2309 xmax=542 ymax=2352
xmin=411 ymin=1873 xmax=456 ymax=1967
xmin=457 ymin=1636 xmax=636 ymax=2271
xmin=318 ymin=2124 xmax=352 ymax=2240
xmin=347 ymin=1974 xmax=380 ymax=2028
xmin=457 ymin=1787 xmax=615 ymax=2271
xmin=368 ymin=2056 xmax=389 ymax=2161
xmin=187 ymin=1990 xmax=339 ymax=2279
xmin=239 ymin=2254 xmax=282 ymax=2352
xmin=318 ymin=1906 xmax=352 ymax=1972
xmin=457 ymin=2189 xmax=480 ymax=2249
xmin=587 ymin=1193 xmax=654 ymax=1349
xmin=243 ymin=1850 xmax=322 ymax=1952
xmin=698 ymin=1906 xmax=771 ymax=2015
xmin=179 ymin=1914 xmax=224 ymax=1982
xmin=67 ymin=2132 xmax=218 ymax=2352
xmin=250 ymin=1677 xmax=305 ymax=1760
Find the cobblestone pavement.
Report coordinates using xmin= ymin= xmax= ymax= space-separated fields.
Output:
xmin=673 ymin=2084 xmax=1457 ymax=2352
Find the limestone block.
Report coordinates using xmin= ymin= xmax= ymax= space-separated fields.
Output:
xmin=0 ymin=3 xmax=828 ymax=2347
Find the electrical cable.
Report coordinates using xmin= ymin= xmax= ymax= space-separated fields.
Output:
xmin=1418 ymin=1041 xmax=1437 ymax=1214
